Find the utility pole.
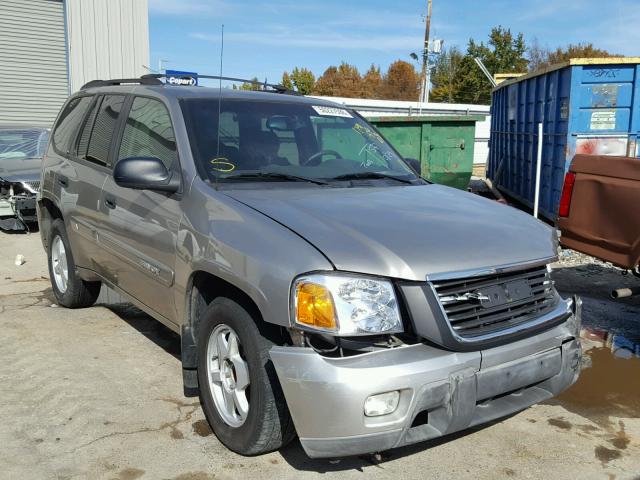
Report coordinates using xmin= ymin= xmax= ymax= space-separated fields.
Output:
xmin=419 ymin=0 xmax=432 ymax=104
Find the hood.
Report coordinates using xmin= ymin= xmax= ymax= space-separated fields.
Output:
xmin=0 ymin=157 xmax=42 ymax=183
xmin=225 ymin=184 xmax=557 ymax=281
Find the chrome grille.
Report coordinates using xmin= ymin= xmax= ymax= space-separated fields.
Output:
xmin=432 ymin=266 xmax=558 ymax=339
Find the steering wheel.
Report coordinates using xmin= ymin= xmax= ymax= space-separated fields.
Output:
xmin=302 ymin=149 xmax=343 ymax=166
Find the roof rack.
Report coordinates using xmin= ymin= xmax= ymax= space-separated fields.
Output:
xmin=142 ymin=73 xmax=300 ymax=95
xmin=80 ymin=74 xmax=301 ymax=95
xmin=80 ymin=77 xmax=163 ymax=90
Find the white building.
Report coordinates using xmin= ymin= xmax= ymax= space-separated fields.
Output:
xmin=313 ymin=96 xmax=491 ymax=169
xmin=0 ymin=0 xmax=149 ymax=127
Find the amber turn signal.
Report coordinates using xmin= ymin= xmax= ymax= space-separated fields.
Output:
xmin=295 ymin=282 xmax=338 ymax=331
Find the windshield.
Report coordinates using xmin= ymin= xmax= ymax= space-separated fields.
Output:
xmin=0 ymin=128 xmax=49 ymax=160
xmin=182 ymin=99 xmax=417 ymax=184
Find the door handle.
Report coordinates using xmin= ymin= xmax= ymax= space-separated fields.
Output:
xmin=58 ymin=176 xmax=68 ymax=188
xmin=104 ymin=195 xmax=116 ymax=210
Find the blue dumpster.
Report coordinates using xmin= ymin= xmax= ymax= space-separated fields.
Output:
xmin=487 ymin=58 xmax=640 ymax=220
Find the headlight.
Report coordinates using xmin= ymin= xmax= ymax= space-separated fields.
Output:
xmin=292 ymin=273 xmax=403 ymax=336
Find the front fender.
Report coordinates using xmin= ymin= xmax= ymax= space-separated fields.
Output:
xmin=173 ymin=181 xmax=334 ymax=328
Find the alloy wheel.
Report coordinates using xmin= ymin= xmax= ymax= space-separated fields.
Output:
xmin=205 ymin=324 xmax=251 ymax=427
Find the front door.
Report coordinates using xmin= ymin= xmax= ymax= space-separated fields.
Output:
xmin=99 ymin=96 xmax=182 ymax=323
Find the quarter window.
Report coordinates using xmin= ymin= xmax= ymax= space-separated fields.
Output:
xmin=118 ymin=97 xmax=177 ymax=169
xmin=76 ymin=98 xmax=100 ymax=159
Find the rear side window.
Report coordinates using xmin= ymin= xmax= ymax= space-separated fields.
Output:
xmin=51 ymin=96 xmax=92 ymax=156
xmin=77 ymin=98 xmax=100 ymax=158
xmin=118 ymin=97 xmax=177 ymax=169
xmin=78 ymin=95 xmax=125 ymax=167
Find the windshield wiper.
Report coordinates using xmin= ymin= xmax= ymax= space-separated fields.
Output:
xmin=329 ymin=172 xmax=416 ymax=185
xmin=221 ymin=172 xmax=329 ymax=185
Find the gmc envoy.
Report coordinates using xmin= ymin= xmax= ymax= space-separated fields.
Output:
xmin=37 ymin=76 xmax=582 ymax=459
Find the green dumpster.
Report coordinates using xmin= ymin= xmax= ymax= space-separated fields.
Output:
xmin=368 ymin=115 xmax=485 ymax=190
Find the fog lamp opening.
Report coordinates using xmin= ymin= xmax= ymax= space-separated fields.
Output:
xmin=364 ymin=391 xmax=400 ymax=417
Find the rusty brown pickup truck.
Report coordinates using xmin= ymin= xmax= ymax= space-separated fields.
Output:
xmin=558 ymin=154 xmax=640 ymax=275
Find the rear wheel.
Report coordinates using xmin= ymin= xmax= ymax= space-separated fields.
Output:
xmin=197 ymin=297 xmax=295 ymax=455
xmin=47 ymin=219 xmax=101 ymax=308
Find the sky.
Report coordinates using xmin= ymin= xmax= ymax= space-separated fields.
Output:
xmin=148 ymin=0 xmax=639 ymax=85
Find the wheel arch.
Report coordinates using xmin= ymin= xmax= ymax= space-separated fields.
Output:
xmin=181 ymin=269 xmax=290 ymax=396
xmin=37 ymin=196 xmax=63 ymax=252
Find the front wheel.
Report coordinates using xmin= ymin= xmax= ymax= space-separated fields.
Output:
xmin=197 ymin=298 xmax=295 ymax=455
xmin=47 ymin=218 xmax=101 ymax=308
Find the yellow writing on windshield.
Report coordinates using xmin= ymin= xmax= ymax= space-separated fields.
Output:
xmin=353 ymin=123 xmax=385 ymax=144
xmin=210 ymin=158 xmax=236 ymax=173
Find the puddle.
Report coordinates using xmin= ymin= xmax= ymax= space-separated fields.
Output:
xmin=548 ymin=417 xmax=572 ymax=430
xmin=550 ymin=328 xmax=640 ymax=426
xmin=192 ymin=420 xmax=212 ymax=437
xmin=581 ymin=327 xmax=640 ymax=359
xmin=594 ymin=445 xmax=622 ymax=465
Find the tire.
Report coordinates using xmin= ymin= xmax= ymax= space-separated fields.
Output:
xmin=197 ymin=297 xmax=295 ymax=455
xmin=47 ymin=218 xmax=101 ymax=308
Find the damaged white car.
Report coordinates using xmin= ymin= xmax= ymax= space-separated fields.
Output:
xmin=0 ymin=126 xmax=49 ymax=231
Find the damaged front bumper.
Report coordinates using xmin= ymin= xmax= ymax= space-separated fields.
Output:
xmin=0 ymin=181 xmax=38 ymax=230
xmin=270 ymin=296 xmax=582 ymax=459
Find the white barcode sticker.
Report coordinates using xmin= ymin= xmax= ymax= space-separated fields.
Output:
xmin=590 ymin=110 xmax=616 ymax=130
xmin=312 ymin=105 xmax=353 ymax=118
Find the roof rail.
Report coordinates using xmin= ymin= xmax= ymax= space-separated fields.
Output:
xmin=80 ymin=74 xmax=301 ymax=95
xmin=142 ymin=73 xmax=301 ymax=95
xmin=80 ymin=77 xmax=163 ymax=90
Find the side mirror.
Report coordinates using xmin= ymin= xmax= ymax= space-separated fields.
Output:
xmin=113 ymin=157 xmax=180 ymax=193
xmin=405 ymin=157 xmax=421 ymax=175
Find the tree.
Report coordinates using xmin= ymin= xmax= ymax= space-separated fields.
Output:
xmin=527 ymin=39 xmax=549 ymax=73
xmin=291 ymin=67 xmax=315 ymax=95
xmin=312 ymin=61 xmax=419 ymax=100
xmin=362 ymin=64 xmax=383 ymax=99
xmin=430 ymin=47 xmax=464 ymax=103
xmin=240 ymin=77 xmax=262 ymax=91
xmin=281 ymin=72 xmax=293 ymax=90
xmin=528 ymin=40 xmax=619 ymax=72
xmin=448 ymin=26 xmax=528 ymax=104
xmin=381 ymin=60 xmax=420 ymax=100
xmin=313 ymin=66 xmax=339 ymax=96
xmin=282 ymin=68 xmax=316 ymax=94
xmin=313 ymin=62 xmax=363 ymax=97
xmin=480 ymin=26 xmax=528 ymax=74
xmin=449 ymin=55 xmax=492 ymax=104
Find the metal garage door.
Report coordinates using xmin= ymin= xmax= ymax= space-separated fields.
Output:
xmin=0 ymin=0 xmax=69 ymax=127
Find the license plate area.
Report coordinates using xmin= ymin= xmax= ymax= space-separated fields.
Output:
xmin=475 ymin=348 xmax=561 ymax=401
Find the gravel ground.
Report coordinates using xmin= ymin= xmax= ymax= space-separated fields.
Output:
xmin=1 ymin=231 xmax=639 ymax=480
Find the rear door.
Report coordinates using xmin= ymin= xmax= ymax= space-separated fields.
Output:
xmin=48 ymin=94 xmax=127 ymax=273
xmin=67 ymin=94 xmax=127 ymax=274
xmin=99 ymin=96 xmax=182 ymax=322
xmin=42 ymin=95 xmax=92 ymax=256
